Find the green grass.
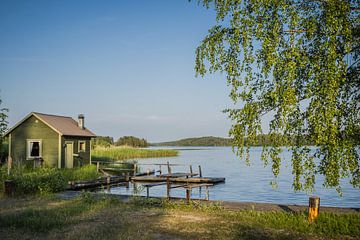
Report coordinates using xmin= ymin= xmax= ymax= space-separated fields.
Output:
xmin=91 ymin=146 xmax=178 ymax=162
xmin=0 ymin=165 xmax=101 ymax=195
xmin=0 ymin=195 xmax=358 ymax=239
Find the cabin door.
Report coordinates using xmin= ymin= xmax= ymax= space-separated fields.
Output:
xmin=65 ymin=142 xmax=74 ymax=168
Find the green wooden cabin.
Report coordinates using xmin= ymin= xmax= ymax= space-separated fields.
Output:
xmin=4 ymin=112 xmax=96 ymax=168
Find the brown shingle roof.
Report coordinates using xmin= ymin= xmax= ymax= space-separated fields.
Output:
xmin=35 ymin=112 xmax=96 ymax=137
xmin=6 ymin=112 xmax=96 ymax=137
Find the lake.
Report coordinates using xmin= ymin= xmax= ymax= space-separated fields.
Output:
xmin=107 ymin=147 xmax=360 ymax=208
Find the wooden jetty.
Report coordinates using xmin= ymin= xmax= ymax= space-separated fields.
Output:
xmin=68 ymin=175 xmax=127 ymax=190
xmin=102 ymin=167 xmax=156 ymax=176
xmin=131 ymin=175 xmax=225 ymax=184
xmin=131 ymin=162 xmax=225 ymax=184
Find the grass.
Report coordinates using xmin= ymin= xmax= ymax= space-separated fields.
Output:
xmin=91 ymin=146 xmax=178 ymax=162
xmin=0 ymin=194 xmax=358 ymax=240
xmin=0 ymin=165 xmax=101 ymax=195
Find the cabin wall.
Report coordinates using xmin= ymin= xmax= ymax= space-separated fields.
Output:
xmin=10 ymin=115 xmax=59 ymax=167
xmin=60 ymin=136 xmax=92 ymax=168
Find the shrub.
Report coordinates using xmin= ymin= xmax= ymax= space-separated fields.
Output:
xmin=11 ymin=168 xmax=66 ymax=195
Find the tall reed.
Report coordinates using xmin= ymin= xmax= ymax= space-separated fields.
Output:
xmin=91 ymin=146 xmax=178 ymax=162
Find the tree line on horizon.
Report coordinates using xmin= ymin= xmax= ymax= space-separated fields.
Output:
xmin=93 ymin=134 xmax=359 ymax=148
xmin=91 ymin=136 xmax=149 ymax=149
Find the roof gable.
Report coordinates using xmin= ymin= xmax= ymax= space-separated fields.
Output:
xmin=5 ymin=112 xmax=96 ymax=137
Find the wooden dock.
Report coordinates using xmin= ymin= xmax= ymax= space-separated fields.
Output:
xmin=131 ymin=175 xmax=225 ymax=184
xmin=68 ymin=176 xmax=127 ymax=190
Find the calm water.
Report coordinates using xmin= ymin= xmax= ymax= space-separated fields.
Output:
xmin=107 ymin=147 xmax=360 ymax=208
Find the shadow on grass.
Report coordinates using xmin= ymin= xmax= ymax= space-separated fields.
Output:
xmin=231 ymin=224 xmax=302 ymax=240
xmin=278 ymin=204 xmax=296 ymax=213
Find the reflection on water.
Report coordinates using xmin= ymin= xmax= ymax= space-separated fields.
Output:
xmin=106 ymin=147 xmax=360 ymax=208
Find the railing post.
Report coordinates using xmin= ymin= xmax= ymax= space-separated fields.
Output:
xmin=167 ymin=161 xmax=171 ymax=174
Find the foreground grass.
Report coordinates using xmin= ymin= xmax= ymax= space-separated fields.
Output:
xmin=91 ymin=146 xmax=178 ymax=162
xmin=0 ymin=194 xmax=358 ymax=240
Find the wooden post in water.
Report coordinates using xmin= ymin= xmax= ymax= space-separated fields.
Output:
xmin=166 ymin=177 xmax=170 ymax=199
xmin=308 ymin=196 xmax=320 ymax=223
xmin=198 ymin=165 xmax=202 ymax=177
xmin=133 ymin=164 xmax=137 ymax=176
xmin=146 ymin=186 xmax=150 ymax=198
xmin=205 ymin=186 xmax=209 ymax=201
xmin=125 ymin=173 xmax=130 ymax=188
xmin=189 ymin=165 xmax=193 ymax=176
xmin=96 ymin=162 xmax=99 ymax=172
xmin=167 ymin=161 xmax=171 ymax=174
xmin=159 ymin=165 xmax=162 ymax=176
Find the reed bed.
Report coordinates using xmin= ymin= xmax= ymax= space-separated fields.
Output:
xmin=91 ymin=146 xmax=178 ymax=162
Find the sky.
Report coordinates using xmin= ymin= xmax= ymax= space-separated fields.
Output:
xmin=0 ymin=0 xmax=234 ymax=142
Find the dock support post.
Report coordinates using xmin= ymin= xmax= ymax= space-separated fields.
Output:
xmin=189 ymin=165 xmax=193 ymax=176
xmin=166 ymin=177 xmax=170 ymax=199
xmin=308 ymin=196 xmax=320 ymax=223
xmin=146 ymin=186 xmax=150 ymax=198
xmin=125 ymin=173 xmax=130 ymax=188
xmin=205 ymin=186 xmax=209 ymax=201
xmin=198 ymin=165 xmax=202 ymax=177
xmin=159 ymin=165 xmax=162 ymax=176
xmin=96 ymin=161 xmax=99 ymax=172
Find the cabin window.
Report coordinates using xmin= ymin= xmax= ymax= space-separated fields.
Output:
xmin=27 ymin=140 xmax=42 ymax=159
xmin=78 ymin=141 xmax=86 ymax=152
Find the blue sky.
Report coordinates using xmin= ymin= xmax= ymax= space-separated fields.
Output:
xmin=0 ymin=0 xmax=234 ymax=142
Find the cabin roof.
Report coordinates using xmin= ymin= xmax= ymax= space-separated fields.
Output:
xmin=5 ymin=112 xmax=96 ymax=137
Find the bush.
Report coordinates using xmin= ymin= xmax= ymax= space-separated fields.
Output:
xmin=11 ymin=168 xmax=66 ymax=195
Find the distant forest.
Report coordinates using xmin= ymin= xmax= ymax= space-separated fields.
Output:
xmin=93 ymin=133 xmax=358 ymax=148
xmin=151 ymin=135 xmax=314 ymax=147
xmin=151 ymin=136 xmax=233 ymax=147
xmin=91 ymin=136 xmax=149 ymax=148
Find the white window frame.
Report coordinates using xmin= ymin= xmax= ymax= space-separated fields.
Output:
xmin=27 ymin=139 xmax=42 ymax=159
xmin=78 ymin=140 xmax=86 ymax=152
